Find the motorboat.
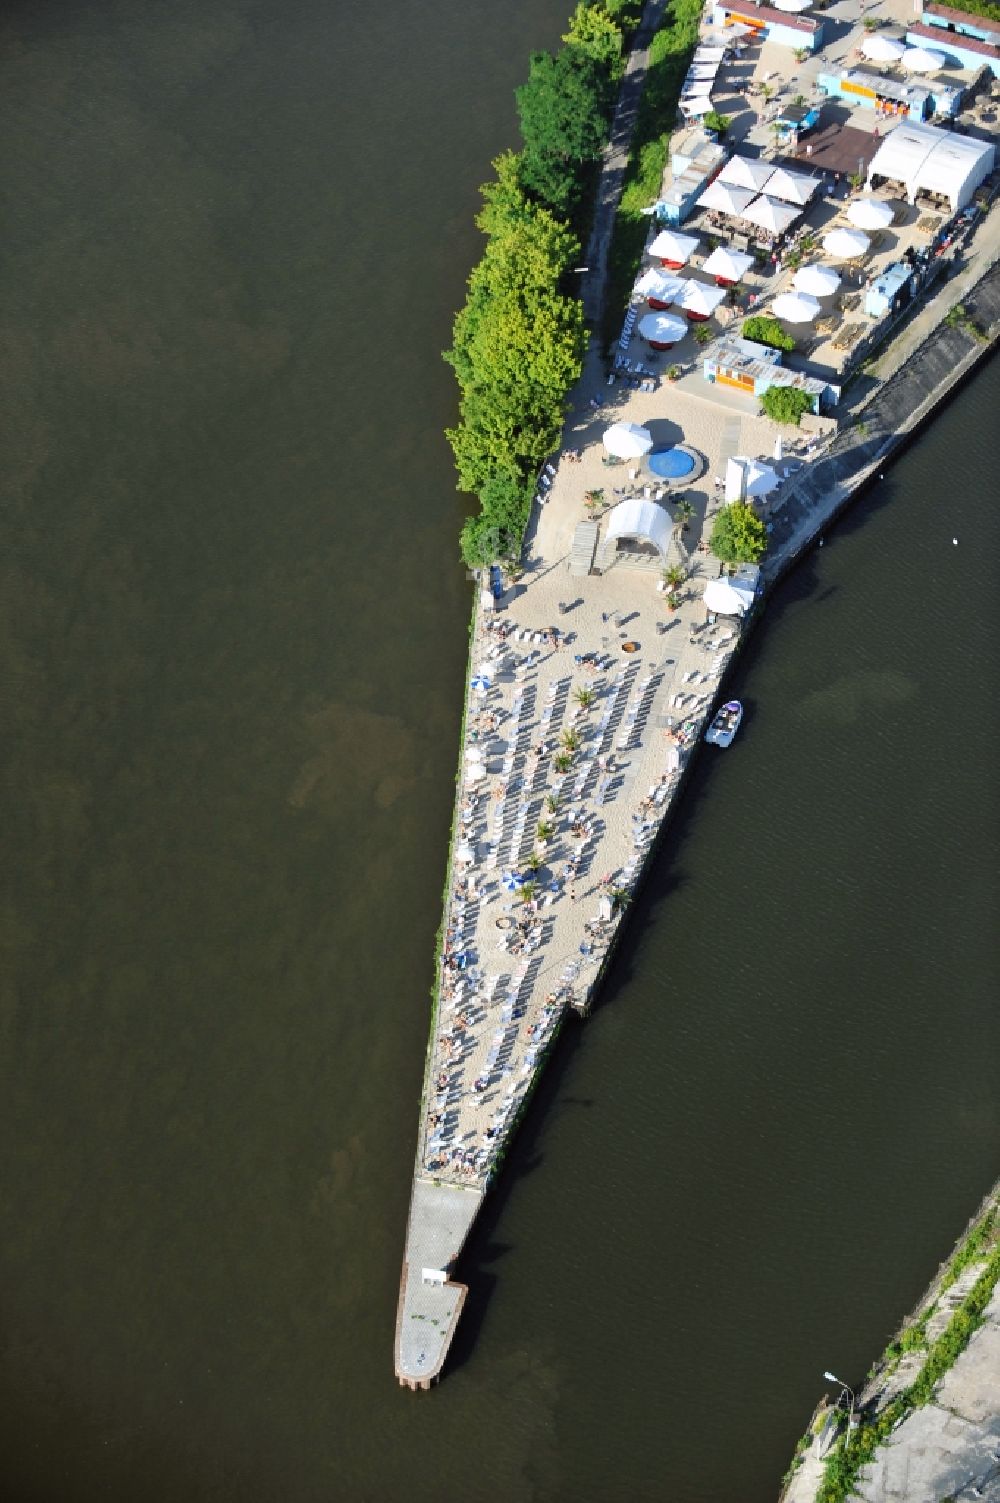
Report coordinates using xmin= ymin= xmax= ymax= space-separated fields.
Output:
xmin=704 ymin=700 xmax=743 ymax=747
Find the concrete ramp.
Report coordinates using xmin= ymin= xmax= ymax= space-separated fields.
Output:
xmin=569 ymin=520 xmax=600 ymax=576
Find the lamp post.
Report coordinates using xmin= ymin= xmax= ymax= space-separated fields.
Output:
xmin=823 ymin=1370 xmax=855 ymax=1439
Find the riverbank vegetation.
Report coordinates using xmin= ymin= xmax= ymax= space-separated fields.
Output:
xmin=446 ymin=3 xmax=638 ymax=569
xmin=815 ymin=1200 xmax=1000 ymax=1503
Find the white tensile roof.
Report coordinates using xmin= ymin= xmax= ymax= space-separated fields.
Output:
xmin=679 ymin=279 xmax=726 ymax=316
xmin=697 ymin=180 xmax=757 ymax=217
xmin=740 ymin=194 xmax=802 ymax=234
xmin=763 ymin=166 xmax=820 ymax=206
xmin=605 ymin=498 xmax=672 ymax=559
xmin=866 ymin=121 xmax=995 ymax=211
xmin=718 ymin=155 xmax=775 ymax=192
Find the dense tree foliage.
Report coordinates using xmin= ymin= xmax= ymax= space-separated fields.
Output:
xmin=563 ymin=3 xmax=625 ymax=75
xmin=710 ymin=502 xmax=768 ymax=565
xmin=761 ymin=386 xmax=813 ymax=425
xmin=516 ymin=47 xmax=615 ymax=217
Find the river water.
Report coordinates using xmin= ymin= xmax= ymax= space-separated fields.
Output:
xmin=1 ymin=3 xmax=997 ymax=1500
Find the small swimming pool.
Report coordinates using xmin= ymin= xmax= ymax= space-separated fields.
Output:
xmin=648 ymin=446 xmax=695 ymax=481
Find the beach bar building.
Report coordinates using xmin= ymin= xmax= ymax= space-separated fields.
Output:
xmin=908 ymin=2 xmax=1000 ymax=77
xmin=702 ymin=335 xmax=836 ymax=411
xmin=710 ymin=2 xmax=824 ymax=52
xmin=814 ymin=67 xmax=964 ymax=121
xmin=654 ymin=127 xmax=728 ymax=225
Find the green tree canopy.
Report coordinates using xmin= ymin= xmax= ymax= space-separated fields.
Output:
xmin=516 ymin=48 xmax=614 ymax=215
xmin=562 ymin=3 xmax=624 ymax=75
xmin=710 ymin=502 xmax=768 ymax=565
xmin=761 ymin=386 xmax=813 ymax=426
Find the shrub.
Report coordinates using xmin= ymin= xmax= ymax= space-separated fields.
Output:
xmin=710 ymin=501 xmax=767 ymax=564
xmin=743 ymin=314 xmax=796 ymax=351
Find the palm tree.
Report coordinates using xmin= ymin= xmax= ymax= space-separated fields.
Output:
xmin=610 ymin=886 xmax=631 ymax=911
xmin=519 ymin=879 xmax=540 ymax=905
xmin=536 ymin=820 xmax=555 ymax=843
xmin=674 ymin=499 xmax=695 ymax=533
xmin=573 ymin=687 xmax=596 ymax=710
xmin=545 ymin=794 xmax=560 ymax=815
xmin=553 ymin=752 xmax=573 ymax=774
xmin=524 ymin=851 xmax=542 ymax=874
xmin=561 ymin=728 xmax=581 ymax=753
xmin=662 ymin=564 xmax=686 ymax=592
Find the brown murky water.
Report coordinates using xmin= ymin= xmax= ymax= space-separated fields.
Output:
xmin=1 ymin=3 xmax=997 ymax=1499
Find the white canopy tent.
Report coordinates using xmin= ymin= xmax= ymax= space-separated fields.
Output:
xmin=823 ymin=226 xmax=871 ymax=259
xmin=634 ymin=267 xmax=685 ymax=303
xmin=741 ymin=194 xmax=802 ymax=234
xmin=602 ymin=421 xmax=654 ymax=459
xmin=681 ymin=96 xmax=715 ymax=117
xmin=860 ymin=33 xmax=906 ymax=63
xmin=793 ymin=262 xmax=841 ymax=297
xmin=704 ymin=576 xmax=756 ymax=615
xmin=847 ymin=196 xmax=894 ymax=230
xmin=604 ymin=498 xmax=672 ymax=561
xmin=718 ymin=155 xmax=775 ymax=192
xmin=702 ymin=245 xmax=755 ymax=282
xmin=697 ymin=180 xmax=757 ymax=217
xmin=865 ymin=121 xmax=994 ymax=211
xmin=638 ymin=311 xmax=688 ymax=345
xmin=679 ymin=279 xmax=726 ymax=317
xmin=763 ymin=166 xmax=820 ymax=206
xmin=772 ymin=291 xmax=821 ymax=322
xmin=648 ymin=228 xmax=701 ymax=265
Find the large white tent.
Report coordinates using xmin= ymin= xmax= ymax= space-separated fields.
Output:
xmin=741 ymin=194 xmax=802 ymax=234
xmin=763 ymin=166 xmax=821 ymax=207
xmin=865 ymin=121 xmax=995 ymax=212
xmin=604 ymin=498 xmax=671 ymax=560
xmin=718 ymin=155 xmax=775 ymax=192
xmin=697 ymin=180 xmax=757 ymax=217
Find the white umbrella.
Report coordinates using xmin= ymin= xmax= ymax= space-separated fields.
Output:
xmin=602 ymin=421 xmax=654 ymax=459
xmin=703 ymin=578 xmax=751 ymax=615
xmin=465 ymin=745 xmax=484 ymax=762
xmin=901 ymin=45 xmax=946 ymax=72
xmin=702 ymin=245 xmax=755 ymax=283
xmin=772 ymin=291 xmax=821 ymax=323
xmin=848 ymin=197 xmax=894 ymax=231
xmin=648 ymin=229 xmax=700 ymax=265
xmin=470 ymin=671 xmax=492 ymax=694
xmin=718 ymin=155 xmax=774 ymax=192
xmin=860 ymin=34 xmax=906 ymax=63
xmin=678 ymin=280 xmax=726 ymax=318
xmin=455 ymin=841 xmax=476 ymax=865
xmin=634 ymin=267 xmax=685 ymax=304
xmin=637 ymin=311 xmax=688 ymax=345
xmin=697 ymin=180 xmax=757 ymax=217
xmin=823 ymin=226 xmax=871 ymax=259
xmin=465 ymin=761 xmax=487 ymax=783
xmin=793 ymin=263 xmax=841 ymax=297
